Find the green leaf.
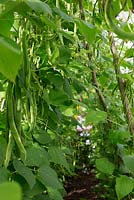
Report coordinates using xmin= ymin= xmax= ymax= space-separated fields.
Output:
xmin=72 ymin=79 xmax=85 ymax=93
xmin=47 ymin=187 xmax=63 ymax=200
xmin=25 ymin=0 xmax=52 ymax=16
xmin=0 ymin=12 xmax=14 ymax=36
xmin=115 ymin=175 xmax=134 ymax=200
xmin=123 ymin=155 xmax=134 ymax=174
xmin=0 ymin=167 xmax=9 ymax=183
xmin=125 ymin=48 xmax=134 ymax=58
xmin=109 ymin=130 xmax=130 ymax=145
xmin=13 ymin=160 xmax=36 ymax=189
xmin=96 ymin=158 xmax=115 ymax=175
xmin=77 ymin=20 xmax=96 ymax=43
xmin=0 ymin=36 xmax=22 ymax=82
xmin=48 ymin=147 xmax=71 ymax=172
xmin=58 ymin=46 xmax=71 ymax=64
xmin=0 ymin=182 xmax=22 ymax=200
xmin=47 ymin=72 xmax=63 ymax=89
xmin=49 ymin=89 xmax=69 ymax=106
xmin=53 ymin=7 xmax=73 ymax=22
xmin=26 ymin=146 xmax=49 ymax=167
xmin=38 ymin=165 xmax=63 ymax=189
xmin=33 ymin=131 xmax=52 ymax=145
xmin=86 ymin=109 xmax=107 ymax=124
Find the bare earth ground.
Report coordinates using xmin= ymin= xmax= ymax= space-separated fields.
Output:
xmin=64 ymin=170 xmax=105 ymax=200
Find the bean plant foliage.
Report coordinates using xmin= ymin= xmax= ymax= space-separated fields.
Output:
xmin=0 ymin=0 xmax=134 ymax=199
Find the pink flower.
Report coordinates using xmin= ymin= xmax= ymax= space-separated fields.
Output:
xmin=76 ymin=125 xmax=83 ymax=132
xmin=85 ymin=125 xmax=92 ymax=131
xmin=86 ymin=139 xmax=90 ymax=145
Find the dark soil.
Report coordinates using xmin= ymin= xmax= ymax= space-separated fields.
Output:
xmin=64 ymin=170 xmax=105 ymax=200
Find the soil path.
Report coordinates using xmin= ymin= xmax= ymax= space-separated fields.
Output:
xmin=64 ymin=170 xmax=105 ymax=200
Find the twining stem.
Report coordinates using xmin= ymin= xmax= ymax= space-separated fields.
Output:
xmin=110 ymin=34 xmax=134 ymax=135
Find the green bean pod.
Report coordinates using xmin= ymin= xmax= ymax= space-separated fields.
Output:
xmin=105 ymin=0 xmax=134 ymax=41
xmin=4 ymin=131 xmax=14 ymax=168
xmin=7 ymin=82 xmax=26 ymax=160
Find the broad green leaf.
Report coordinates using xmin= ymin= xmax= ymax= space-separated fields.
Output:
xmin=0 ymin=167 xmax=9 ymax=183
xmin=123 ymin=155 xmax=134 ymax=174
xmin=25 ymin=0 xmax=52 ymax=16
xmin=115 ymin=175 xmax=134 ymax=200
xmin=0 ymin=36 xmax=22 ymax=82
xmin=53 ymin=7 xmax=73 ymax=22
xmin=77 ymin=20 xmax=96 ymax=43
xmin=26 ymin=146 xmax=49 ymax=167
xmin=109 ymin=130 xmax=130 ymax=144
xmin=33 ymin=131 xmax=52 ymax=145
xmin=47 ymin=72 xmax=63 ymax=89
xmin=86 ymin=109 xmax=107 ymax=124
xmin=47 ymin=187 xmax=63 ymax=200
xmin=49 ymin=89 xmax=69 ymax=106
xmin=48 ymin=147 xmax=71 ymax=172
xmin=96 ymin=158 xmax=115 ymax=175
xmin=0 ymin=12 xmax=14 ymax=36
xmin=58 ymin=46 xmax=71 ymax=64
xmin=23 ymin=180 xmax=45 ymax=198
xmin=38 ymin=165 xmax=63 ymax=189
xmin=0 ymin=182 xmax=22 ymax=200
xmin=13 ymin=160 xmax=36 ymax=189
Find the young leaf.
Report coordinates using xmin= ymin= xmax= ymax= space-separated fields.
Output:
xmin=115 ymin=175 xmax=134 ymax=200
xmin=37 ymin=165 xmax=63 ymax=189
xmin=0 ymin=182 xmax=22 ymax=200
xmin=13 ymin=160 xmax=36 ymax=189
xmin=0 ymin=36 xmax=22 ymax=82
xmin=96 ymin=158 xmax=115 ymax=175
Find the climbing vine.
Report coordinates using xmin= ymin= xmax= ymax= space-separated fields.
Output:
xmin=0 ymin=0 xmax=134 ymax=199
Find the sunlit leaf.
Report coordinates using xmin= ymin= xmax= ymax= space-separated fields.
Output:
xmin=0 ymin=36 xmax=22 ymax=82
xmin=115 ymin=175 xmax=134 ymax=200
xmin=77 ymin=20 xmax=96 ymax=43
xmin=0 ymin=182 xmax=22 ymax=200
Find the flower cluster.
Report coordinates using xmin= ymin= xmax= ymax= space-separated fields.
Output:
xmin=76 ymin=115 xmax=92 ymax=145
